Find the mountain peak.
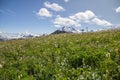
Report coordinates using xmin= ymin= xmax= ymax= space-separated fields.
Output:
xmin=52 ymin=26 xmax=81 ymax=34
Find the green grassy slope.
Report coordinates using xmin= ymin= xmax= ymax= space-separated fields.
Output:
xmin=0 ymin=30 xmax=120 ymax=80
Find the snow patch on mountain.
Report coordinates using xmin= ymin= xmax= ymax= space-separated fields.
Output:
xmin=0 ymin=32 xmax=41 ymax=41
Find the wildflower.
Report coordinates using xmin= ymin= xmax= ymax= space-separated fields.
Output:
xmin=18 ymin=74 xmax=23 ymax=79
xmin=106 ymin=69 xmax=109 ymax=74
xmin=105 ymin=53 xmax=110 ymax=58
xmin=54 ymin=42 xmax=59 ymax=48
xmin=114 ymin=48 xmax=119 ymax=53
xmin=82 ymin=58 xmax=85 ymax=66
xmin=79 ymin=75 xmax=84 ymax=79
xmin=0 ymin=64 xmax=3 ymax=68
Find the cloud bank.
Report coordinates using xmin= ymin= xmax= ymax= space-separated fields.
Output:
xmin=54 ymin=10 xmax=112 ymax=27
xmin=36 ymin=1 xmax=65 ymax=17
xmin=36 ymin=1 xmax=113 ymax=28
xmin=54 ymin=16 xmax=80 ymax=27
xmin=44 ymin=1 xmax=65 ymax=11
xmin=92 ymin=18 xmax=112 ymax=27
xmin=69 ymin=10 xmax=95 ymax=22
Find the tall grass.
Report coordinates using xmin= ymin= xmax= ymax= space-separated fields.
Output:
xmin=0 ymin=29 xmax=120 ymax=80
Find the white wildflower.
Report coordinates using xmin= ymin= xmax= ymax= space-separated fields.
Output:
xmin=105 ymin=53 xmax=110 ymax=58
xmin=0 ymin=64 xmax=3 ymax=68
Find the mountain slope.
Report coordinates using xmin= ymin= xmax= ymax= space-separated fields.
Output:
xmin=51 ymin=30 xmax=69 ymax=34
xmin=0 ymin=29 xmax=120 ymax=80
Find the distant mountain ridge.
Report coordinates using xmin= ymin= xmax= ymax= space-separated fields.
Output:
xmin=0 ymin=32 xmax=40 ymax=41
xmin=0 ymin=27 xmax=81 ymax=41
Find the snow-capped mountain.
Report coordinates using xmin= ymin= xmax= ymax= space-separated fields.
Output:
xmin=52 ymin=26 xmax=81 ymax=34
xmin=0 ymin=32 xmax=40 ymax=41
xmin=60 ymin=26 xmax=81 ymax=33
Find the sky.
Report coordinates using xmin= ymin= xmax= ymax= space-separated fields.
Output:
xmin=0 ymin=0 xmax=120 ymax=34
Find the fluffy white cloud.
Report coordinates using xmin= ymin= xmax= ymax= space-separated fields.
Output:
xmin=69 ymin=10 xmax=95 ymax=22
xmin=36 ymin=8 xmax=52 ymax=17
xmin=64 ymin=0 xmax=69 ymax=3
xmin=115 ymin=6 xmax=120 ymax=13
xmin=69 ymin=10 xmax=113 ymax=27
xmin=54 ymin=16 xmax=81 ymax=27
xmin=92 ymin=18 xmax=112 ymax=27
xmin=44 ymin=1 xmax=65 ymax=11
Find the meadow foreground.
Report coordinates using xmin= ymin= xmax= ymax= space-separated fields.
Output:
xmin=0 ymin=30 xmax=120 ymax=80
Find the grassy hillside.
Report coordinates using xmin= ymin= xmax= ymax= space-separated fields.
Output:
xmin=0 ymin=30 xmax=120 ymax=80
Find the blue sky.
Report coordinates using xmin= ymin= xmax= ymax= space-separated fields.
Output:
xmin=0 ymin=0 xmax=120 ymax=34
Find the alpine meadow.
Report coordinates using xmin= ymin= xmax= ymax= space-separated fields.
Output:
xmin=0 ymin=0 xmax=120 ymax=80
xmin=0 ymin=29 xmax=120 ymax=80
